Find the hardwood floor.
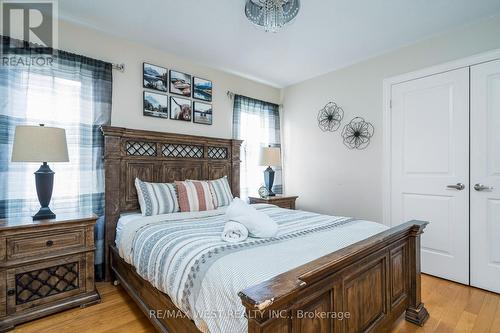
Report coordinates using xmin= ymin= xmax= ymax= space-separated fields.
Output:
xmin=13 ymin=274 xmax=500 ymax=333
xmin=391 ymin=275 xmax=500 ymax=333
xmin=13 ymin=282 xmax=156 ymax=333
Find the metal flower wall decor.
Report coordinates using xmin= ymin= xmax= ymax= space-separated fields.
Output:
xmin=341 ymin=117 xmax=374 ymax=150
xmin=317 ymin=102 xmax=344 ymax=132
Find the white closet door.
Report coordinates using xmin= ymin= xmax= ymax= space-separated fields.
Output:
xmin=390 ymin=68 xmax=469 ymax=284
xmin=470 ymin=59 xmax=500 ymax=293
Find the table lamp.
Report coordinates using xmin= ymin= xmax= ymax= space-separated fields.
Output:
xmin=11 ymin=124 xmax=69 ymax=220
xmin=259 ymin=145 xmax=281 ymax=197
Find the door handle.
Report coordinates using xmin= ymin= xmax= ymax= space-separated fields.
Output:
xmin=474 ymin=184 xmax=494 ymax=191
xmin=447 ymin=183 xmax=465 ymax=190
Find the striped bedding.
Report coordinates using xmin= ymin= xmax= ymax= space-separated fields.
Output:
xmin=117 ymin=204 xmax=388 ymax=333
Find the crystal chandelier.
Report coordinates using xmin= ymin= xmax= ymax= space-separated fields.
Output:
xmin=245 ymin=0 xmax=300 ymax=33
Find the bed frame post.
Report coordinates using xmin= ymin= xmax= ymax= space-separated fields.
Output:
xmin=230 ymin=139 xmax=241 ymax=198
xmin=102 ymin=126 xmax=123 ymax=281
xmin=405 ymin=222 xmax=429 ymax=326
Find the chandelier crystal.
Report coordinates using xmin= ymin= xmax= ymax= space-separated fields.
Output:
xmin=245 ymin=0 xmax=300 ymax=33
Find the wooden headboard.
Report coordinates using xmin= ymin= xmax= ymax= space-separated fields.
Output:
xmin=101 ymin=126 xmax=242 ymax=280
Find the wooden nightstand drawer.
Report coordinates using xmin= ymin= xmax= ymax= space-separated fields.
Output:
xmin=249 ymin=195 xmax=298 ymax=210
xmin=6 ymin=228 xmax=86 ymax=261
xmin=276 ymin=201 xmax=293 ymax=209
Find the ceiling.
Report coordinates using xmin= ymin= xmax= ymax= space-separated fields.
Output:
xmin=59 ymin=0 xmax=500 ymax=87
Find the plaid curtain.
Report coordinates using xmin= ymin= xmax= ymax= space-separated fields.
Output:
xmin=233 ymin=94 xmax=282 ymax=199
xmin=0 ymin=35 xmax=112 ymax=279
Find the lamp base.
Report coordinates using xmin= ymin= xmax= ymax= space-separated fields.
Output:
xmin=264 ymin=166 xmax=276 ymax=197
xmin=33 ymin=207 xmax=56 ymax=220
xmin=33 ymin=162 xmax=56 ymax=221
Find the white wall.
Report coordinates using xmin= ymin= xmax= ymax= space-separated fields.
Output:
xmin=283 ymin=15 xmax=500 ymax=222
xmin=57 ymin=20 xmax=281 ymax=139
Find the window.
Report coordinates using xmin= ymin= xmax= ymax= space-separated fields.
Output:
xmin=233 ymin=94 xmax=282 ymax=199
xmin=0 ymin=36 xmax=112 ymax=218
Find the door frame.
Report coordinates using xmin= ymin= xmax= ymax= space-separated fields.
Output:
xmin=382 ymin=48 xmax=500 ymax=226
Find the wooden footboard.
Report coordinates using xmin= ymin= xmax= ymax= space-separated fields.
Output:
xmin=238 ymin=220 xmax=429 ymax=333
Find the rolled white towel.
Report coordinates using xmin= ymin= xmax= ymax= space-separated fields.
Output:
xmin=225 ymin=198 xmax=278 ymax=238
xmin=221 ymin=221 xmax=248 ymax=243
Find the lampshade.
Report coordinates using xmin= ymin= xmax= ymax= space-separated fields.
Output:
xmin=11 ymin=125 xmax=69 ymax=162
xmin=259 ymin=146 xmax=281 ymax=166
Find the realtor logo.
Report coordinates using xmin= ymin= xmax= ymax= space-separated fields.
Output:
xmin=1 ymin=0 xmax=58 ymax=66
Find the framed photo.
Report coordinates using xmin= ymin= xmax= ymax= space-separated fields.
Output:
xmin=143 ymin=91 xmax=169 ymax=118
xmin=193 ymin=77 xmax=212 ymax=102
xmin=193 ymin=102 xmax=213 ymax=125
xmin=170 ymin=96 xmax=192 ymax=121
xmin=143 ymin=63 xmax=168 ymax=92
xmin=169 ymin=70 xmax=192 ymax=97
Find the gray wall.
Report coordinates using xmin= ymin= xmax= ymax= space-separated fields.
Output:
xmin=282 ymin=15 xmax=500 ymax=222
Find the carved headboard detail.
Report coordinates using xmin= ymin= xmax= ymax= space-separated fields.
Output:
xmin=101 ymin=126 xmax=242 ymax=280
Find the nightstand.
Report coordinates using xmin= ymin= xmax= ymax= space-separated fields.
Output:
xmin=0 ymin=213 xmax=100 ymax=332
xmin=249 ymin=195 xmax=299 ymax=210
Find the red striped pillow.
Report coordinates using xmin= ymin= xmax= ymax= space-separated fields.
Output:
xmin=175 ymin=180 xmax=216 ymax=212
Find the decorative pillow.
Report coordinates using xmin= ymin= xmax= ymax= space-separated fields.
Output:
xmin=175 ymin=180 xmax=216 ymax=212
xmin=209 ymin=176 xmax=233 ymax=207
xmin=135 ymin=178 xmax=179 ymax=216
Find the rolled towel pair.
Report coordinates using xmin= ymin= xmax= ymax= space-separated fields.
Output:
xmin=224 ymin=198 xmax=278 ymax=239
xmin=221 ymin=221 xmax=249 ymax=243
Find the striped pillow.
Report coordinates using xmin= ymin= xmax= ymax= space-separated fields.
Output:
xmin=209 ymin=176 xmax=233 ymax=207
xmin=175 ymin=180 xmax=216 ymax=212
xmin=135 ymin=178 xmax=179 ymax=216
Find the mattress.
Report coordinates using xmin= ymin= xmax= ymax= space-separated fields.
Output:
xmin=116 ymin=212 xmax=141 ymax=245
xmin=115 ymin=204 xmax=388 ymax=333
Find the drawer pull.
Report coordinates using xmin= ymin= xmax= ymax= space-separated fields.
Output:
xmin=7 ymin=289 xmax=15 ymax=296
xmin=46 ymin=240 xmax=54 ymax=247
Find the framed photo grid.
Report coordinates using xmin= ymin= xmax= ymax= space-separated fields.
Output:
xmin=142 ymin=65 xmax=212 ymax=125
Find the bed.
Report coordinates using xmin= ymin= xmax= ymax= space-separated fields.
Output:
xmin=102 ymin=126 xmax=429 ymax=333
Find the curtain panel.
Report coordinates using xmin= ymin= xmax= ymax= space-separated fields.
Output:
xmin=0 ymin=35 xmax=112 ymax=279
xmin=233 ymin=94 xmax=282 ymax=199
